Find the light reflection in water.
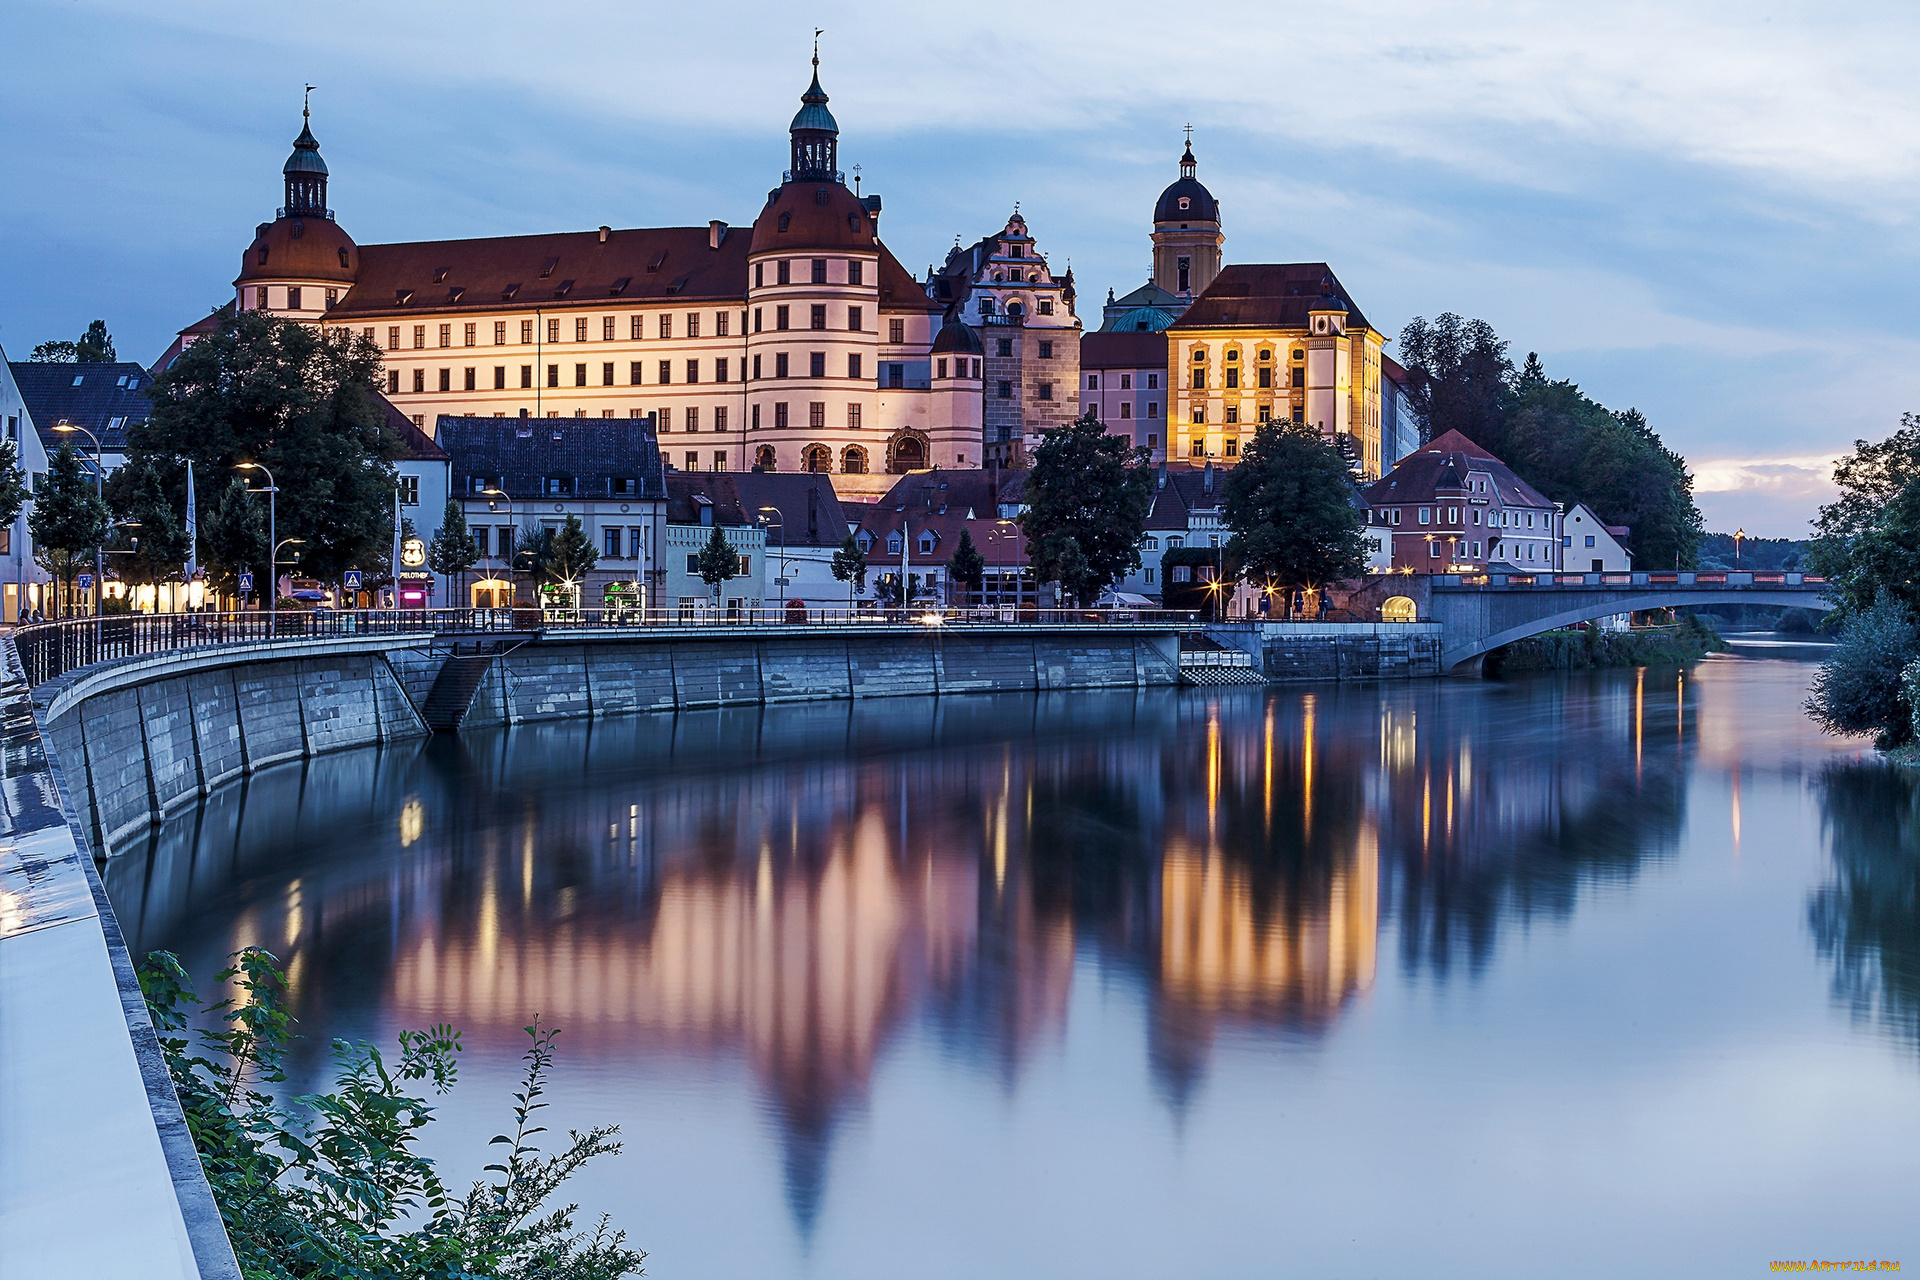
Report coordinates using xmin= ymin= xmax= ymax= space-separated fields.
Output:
xmin=100 ymin=666 xmax=1903 ymax=1273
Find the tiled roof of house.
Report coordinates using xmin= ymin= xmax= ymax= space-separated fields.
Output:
xmin=436 ymin=414 xmax=665 ymax=502
xmin=1361 ymin=429 xmax=1552 ymax=509
xmin=7 ymin=361 xmax=154 ymax=452
xmin=664 ymin=471 xmax=852 ymax=545
xmin=379 ymin=395 xmax=448 ymax=461
xmin=1167 ymin=264 xmax=1375 ymax=334
xmin=853 ymin=468 xmax=1030 ymax=566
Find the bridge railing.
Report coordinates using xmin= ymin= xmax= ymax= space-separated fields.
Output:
xmin=1435 ymin=571 xmax=1826 ymax=588
xmin=9 ymin=606 xmax=1203 ymax=688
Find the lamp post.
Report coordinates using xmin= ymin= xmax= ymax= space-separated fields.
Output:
xmin=1734 ymin=527 xmax=1746 ymax=567
xmin=756 ymin=506 xmax=788 ymax=612
xmin=51 ymin=421 xmax=105 ymax=617
xmin=235 ymin=462 xmax=277 ymax=614
xmin=987 ymin=521 xmax=1018 ymax=609
xmin=482 ymin=487 xmax=515 ymax=607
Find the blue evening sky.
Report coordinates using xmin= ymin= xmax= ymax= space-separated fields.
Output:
xmin=5 ymin=0 xmax=1916 ymax=536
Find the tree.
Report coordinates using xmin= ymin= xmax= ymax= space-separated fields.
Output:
xmin=29 ymin=340 xmax=77 ymax=363
xmin=1808 ymin=416 xmax=1920 ymax=623
xmin=201 ymin=475 xmax=268 ymax=599
xmin=139 ymin=947 xmax=645 ymax=1279
xmin=104 ymin=457 xmax=193 ymax=590
xmin=544 ymin=514 xmax=597 ymax=585
xmin=428 ymin=499 xmax=479 ymax=603
xmin=1223 ymin=419 xmax=1370 ymax=594
xmin=1397 ymin=314 xmax=1514 ymax=447
xmin=694 ymin=524 xmax=738 ymax=602
xmin=831 ymin=533 xmax=867 ymax=607
xmin=137 ymin=311 xmax=403 ymax=581
xmin=0 ymin=440 xmax=29 ymax=532
xmin=76 ymin=320 xmax=115 ymax=363
xmin=1807 ymin=596 xmax=1920 ymax=748
xmin=28 ymin=442 xmax=109 ymax=616
xmin=949 ymin=528 xmax=985 ymax=601
xmin=1020 ymin=410 xmax=1155 ymax=605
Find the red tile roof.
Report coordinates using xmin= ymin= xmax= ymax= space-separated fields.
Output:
xmin=1362 ymin=430 xmax=1552 ymax=510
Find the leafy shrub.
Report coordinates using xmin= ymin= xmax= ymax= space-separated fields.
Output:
xmin=1806 ymin=596 xmax=1920 ymax=748
xmin=139 ymin=948 xmax=645 ymax=1280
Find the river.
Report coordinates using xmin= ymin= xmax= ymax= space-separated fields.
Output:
xmin=105 ymin=643 xmax=1920 ymax=1277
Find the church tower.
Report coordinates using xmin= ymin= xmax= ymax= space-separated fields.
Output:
xmin=1150 ymin=137 xmax=1223 ymax=301
xmin=234 ymin=92 xmax=359 ymax=324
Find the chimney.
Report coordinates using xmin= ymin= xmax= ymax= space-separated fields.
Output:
xmin=709 ymin=220 xmax=728 ymax=249
xmin=598 ymin=225 xmax=610 ymax=243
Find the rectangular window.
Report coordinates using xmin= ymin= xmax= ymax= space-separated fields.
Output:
xmin=847 ymin=403 xmax=861 ymax=429
xmin=755 ymin=263 xmax=765 ymax=288
xmin=776 ymin=305 xmax=790 ymax=330
xmin=1038 ymin=382 xmax=1053 ymax=401
xmin=888 ymin=364 xmax=904 ymax=389
xmin=716 ymin=357 xmax=729 ymax=383
xmin=464 ymin=367 xmax=476 ymax=391
xmin=777 ymin=260 xmax=791 ymax=285
xmin=397 ymin=476 xmax=419 ymax=506
xmin=520 ymin=320 xmax=534 ymax=344
xmin=547 ymin=318 xmax=560 ymax=344
xmin=625 ymin=314 xmax=640 ymax=340
xmin=1258 ymin=368 xmax=1271 ymax=388
xmin=1193 ymin=407 xmax=1205 ymax=424
xmin=1586 ymin=535 xmax=1596 ymax=547
xmin=997 ymin=338 xmax=1013 ymax=358
xmin=462 ymin=323 xmax=475 ymax=347
xmin=1291 ymin=405 xmax=1304 ymax=423
xmin=1148 ymin=401 xmax=1158 ymax=417
xmin=573 ymin=363 xmax=587 ymax=387
xmin=849 ymin=260 xmax=863 ymax=285
xmin=660 ymin=408 xmax=671 ymax=431
xmin=810 ymin=401 xmax=826 ymax=428
xmin=281 ymin=285 xmax=300 ymax=309
xmin=1225 ymin=368 xmax=1239 ymax=389
xmin=1148 ymin=373 xmax=1159 ymax=389
xmin=715 ymin=312 xmax=729 ymax=337
xmin=573 ymin=318 xmax=587 ymax=342
xmin=686 ymin=359 xmax=700 ymax=384
xmin=684 ymin=313 xmax=699 ymax=339
xmin=889 ymin=319 xmax=905 ymax=344
xmin=493 ymin=366 xmax=505 ymax=389
xmin=848 ymin=353 xmax=862 ymax=379
xmin=1430 ymin=540 xmax=1442 ymax=557
xmin=387 ymin=326 xmax=400 ymax=350
xmin=656 ymin=314 xmax=670 ymax=340
xmin=1038 ymin=340 xmax=1053 ymax=359
xmin=630 ymin=361 xmax=644 ymax=385
xmin=1191 ymin=369 xmax=1206 ymax=389
xmin=811 ymin=258 xmax=828 ymax=284
xmin=1088 ymin=374 xmax=1099 ymax=390
xmin=1224 ymin=406 xmax=1237 ymax=422
xmin=751 ymin=403 xmax=761 ymax=429
xmin=1038 ymin=299 xmax=1053 ymax=316
xmin=414 ymin=325 xmax=427 ymax=348
xmin=847 ymin=306 xmax=863 ymax=332
xmin=604 ymin=527 xmax=621 ymax=557
xmin=715 ymin=451 xmax=728 ymax=472
xmin=753 ymin=307 xmax=763 ymax=333
xmin=1292 ymin=368 xmax=1304 ymax=388
xmin=659 ymin=360 xmax=672 ymax=384
xmin=776 ymin=352 xmax=790 ymax=378
xmin=1120 ymin=402 xmax=1132 ymax=419
xmin=810 ymin=352 xmax=826 ymax=378
xmin=494 ymin=321 xmax=507 ymax=344
xmin=811 ymin=304 xmax=827 ymax=330
xmin=753 ymin=354 xmax=762 ymax=379
xmin=388 ymin=370 xmax=400 ymax=393
xmin=684 ymin=451 xmax=699 ymax=472
xmin=998 ymin=380 xmax=1013 ymax=399
xmin=774 ymin=402 xmax=789 ymax=428
xmin=521 ymin=365 xmax=533 ymax=388
xmin=596 ymin=315 xmax=610 ymax=341
xmin=602 ymin=362 xmax=615 ymax=386
xmin=714 ymin=406 xmax=727 ymax=433
xmin=413 ymin=368 xmax=426 ymax=393
xmin=547 ymin=364 xmax=559 ymax=388
xmin=686 ymin=407 xmax=700 ymax=432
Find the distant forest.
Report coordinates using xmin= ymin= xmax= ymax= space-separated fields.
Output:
xmin=1696 ymin=532 xmax=1810 ymax=571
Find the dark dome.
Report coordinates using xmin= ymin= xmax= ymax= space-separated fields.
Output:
xmin=283 ymin=121 xmax=328 ymax=176
xmin=749 ymin=181 xmax=876 ymax=254
xmin=236 ymin=215 xmax=358 ymax=285
xmin=931 ymin=313 xmax=984 ymax=355
xmin=1154 ymin=177 xmax=1218 ymax=224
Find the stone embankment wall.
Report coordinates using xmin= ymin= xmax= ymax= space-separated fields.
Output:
xmin=1206 ymin=622 xmax=1444 ymax=681
xmin=34 ymin=636 xmax=429 ymax=857
xmin=457 ymin=631 xmax=1181 ymax=725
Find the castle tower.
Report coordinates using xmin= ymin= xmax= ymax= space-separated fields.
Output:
xmin=234 ymin=92 xmax=358 ymax=324
xmin=1151 ymin=138 xmax=1223 ymax=300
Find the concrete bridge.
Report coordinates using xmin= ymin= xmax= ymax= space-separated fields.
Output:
xmin=1344 ymin=571 xmax=1836 ymax=671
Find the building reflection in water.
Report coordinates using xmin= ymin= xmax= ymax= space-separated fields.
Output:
xmin=107 ymin=676 xmax=1695 ymax=1234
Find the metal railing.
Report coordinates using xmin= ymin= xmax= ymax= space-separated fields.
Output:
xmin=9 ymin=606 xmax=1204 ymax=689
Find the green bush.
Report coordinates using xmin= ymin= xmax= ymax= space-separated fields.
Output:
xmin=1806 ymin=596 xmax=1920 ymax=748
xmin=139 ymin=948 xmax=645 ymax=1279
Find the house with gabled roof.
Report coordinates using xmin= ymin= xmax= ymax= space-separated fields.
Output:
xmin=1360 ymin=429 xmax=1562 ymax=573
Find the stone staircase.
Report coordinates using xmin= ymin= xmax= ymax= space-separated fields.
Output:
xmin=421 ymin=652 xmax=495 ymax=730
xmin=1178 ymin=634 xmax=1266 ymax=685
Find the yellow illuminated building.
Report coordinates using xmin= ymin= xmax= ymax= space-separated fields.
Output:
xmin=1164 ymin=264 xmax=1385 ymax=478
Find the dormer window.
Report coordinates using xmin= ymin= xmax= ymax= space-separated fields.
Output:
xmin=918 ymin=533 xmax=936 ymax=555
xmin=856 ymin=530 xmax=874 ymax=553
xmin=887 ymin=534 xmax=903 ymax=554
xmin=432 ymin=267 xmax=448 ymax=284
xmin=778 ymin=212 xmax=791 ymax=232
xmin=539 ymin=257 xmax=559 ymax=278
xmin=1178 ymin=196 xmax=1191 ymax=211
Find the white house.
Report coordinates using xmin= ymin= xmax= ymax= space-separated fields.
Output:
xmin=1564 ymin=502 xmax=1632 ymax=572
xmin=0 ymin=350 xmax=52 ymax=620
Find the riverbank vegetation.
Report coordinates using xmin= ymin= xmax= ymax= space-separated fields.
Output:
xmin=1488 ymin=616 xmax=1726 ymax=674
xmin=139 ymin=947 xmax=645 ymax=1280
xmin=1805 ymin=417 xmax=1920 ymax=749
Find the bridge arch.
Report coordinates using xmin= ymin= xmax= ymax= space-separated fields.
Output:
xmin=1437 ymin=589 xmax=1835 ymax=671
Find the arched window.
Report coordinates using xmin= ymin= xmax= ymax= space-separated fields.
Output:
xmin=890 ymin=435 xmax=926 ymax=473
xmin=1007 ymin=301 xmax=1024 ymax=317
xmin=804 ymin=444 xmax=832 ymax=473
xmin=842 ymin=445 xmax=867 ymax=474
xmin=1381 ymin=596 xmax=1418 ymax=623
xmin=754 ymin=445 xmax=777 ymax=471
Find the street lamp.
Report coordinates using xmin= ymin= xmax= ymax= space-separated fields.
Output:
xmin=481 ymin=487 xmax=516 ymax=607
xmin=987 ymin=519 xmax=1018 ymax=609
xmin=1734 ymin=527 xmax=1746 ymax=567
xmin=51 ymin=421 xmax=105 ymax=617
xmin=235 ymin=462 xmax=278 ymax=614
xmin=756 ymin=506 xmax=788 ymax=611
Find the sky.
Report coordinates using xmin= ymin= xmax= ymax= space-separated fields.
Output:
xmin=5 ymin=1 xmax=1918 ymax=537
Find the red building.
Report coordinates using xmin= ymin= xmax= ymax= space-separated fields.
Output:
xmin=1361 ymin=430 xmax=1562 ymax=573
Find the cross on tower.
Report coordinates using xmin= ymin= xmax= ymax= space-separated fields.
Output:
xmin=1183 ymin=123 xmax=1193 ymax=146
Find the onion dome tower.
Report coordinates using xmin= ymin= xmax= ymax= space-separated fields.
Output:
xmin=235 ymin=91 xmax=359 ymax=320
xmin=1151 ymin=134 xmax=1223 ymax=300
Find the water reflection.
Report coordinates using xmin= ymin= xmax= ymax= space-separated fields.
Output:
xmin=107 ymin=675 xmax=1706 ymax=1239
xmin=1813 ymin=761 xmax=1920 ymax=1050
